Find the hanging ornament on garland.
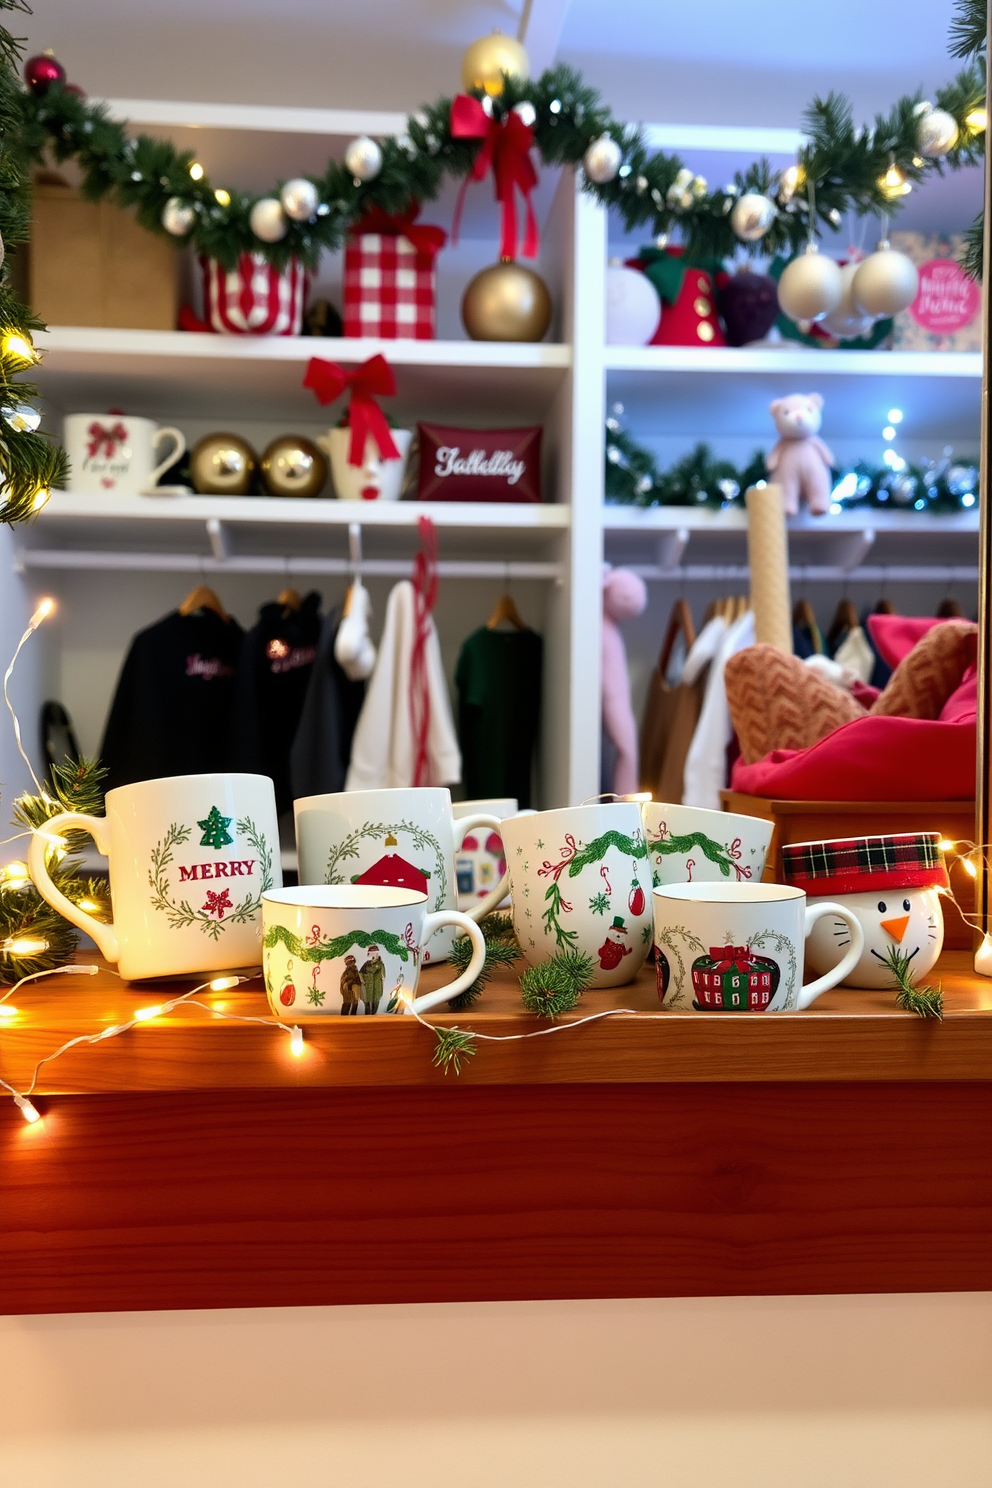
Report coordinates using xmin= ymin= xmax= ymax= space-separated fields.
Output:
xmin=915 ymin=101 xmax=959 ymax=159
xmin=461 ymin=259 xmax=552 ymax=342
xmin=511 ymin=100 xmax=536 ymax=128
xmin=161 ymin=196 xmax=196 ymax=237
xmin=852 ymin=240 xmax=919 ymax=316
xmin=730 ymin=192 xmax=775 ymax=242
xmin=249 ymin=197 xmax=288 ymax=242
xmin=820 ymin=261 xmax=877 ymax=339
xmin=343 ymin=135 xmax=383 ymax=183
xmin=280 ymin=178 xmax=319 ymax=222
xmin=583 ymin=134 xmax=622 ymax=184
xmin=776 ymin=244 xmax=843 ymax=323
xmin=23 ymin=50 xmax=65 ymax=95
xmin=460 ymin=30 xmax=529 ymax=96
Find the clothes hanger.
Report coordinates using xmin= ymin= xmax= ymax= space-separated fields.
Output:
xmin=179 ymin=585 xmax=229 ymax=621
xmin=936 ymin=596 xmax=963 ymax=618
xmin=486 ymin=591 xmax=527 ymax=631
xmin=826 ymin=595 xmax=859 ymax=653
xmin=277 ymin=586 xmax=302 ymax=614
xmin=655 ymin=597 xmax=695 ymax=675
xmin=732 ymin=594 xmax=749 ymax=622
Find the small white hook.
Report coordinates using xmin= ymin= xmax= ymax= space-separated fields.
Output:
xmin=348 ymin=522 xmax=362 ymax=579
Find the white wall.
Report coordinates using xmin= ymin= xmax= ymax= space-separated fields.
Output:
xmin=1 ymin=1292 xmax=990 ymax=1487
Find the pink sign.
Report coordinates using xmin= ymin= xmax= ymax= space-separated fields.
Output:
xmin=909 ymin=257 xmax=980 ymax=333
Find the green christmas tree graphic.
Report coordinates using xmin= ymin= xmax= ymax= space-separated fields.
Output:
xmin=198 ymin=805 xmax=233 ymax=850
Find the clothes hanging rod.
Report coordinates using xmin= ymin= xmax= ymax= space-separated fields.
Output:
xmin=630 ymin=564 xmax=980 ymax=584
xmin=15 ymin=549 xmax=564 ymax=582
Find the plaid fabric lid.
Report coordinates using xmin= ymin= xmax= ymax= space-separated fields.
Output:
xmin=780 ymin=832 xmax=949 ymax=897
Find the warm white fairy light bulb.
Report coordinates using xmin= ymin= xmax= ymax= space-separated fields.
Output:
xmin=210 ymin=976 xmax=241 ymax=991
xmin=134 ymin=1003 xmax=164 ymax=1022
xmin=13 ymin=1093 xmax=40 ymax=1123
xmin=2 ymin=936 xmax=50 ymax=956
xmin=963 ymin=856 xmax=978 ymax=878
xmin=290 ymin=1025 xmax=304 ymax=1057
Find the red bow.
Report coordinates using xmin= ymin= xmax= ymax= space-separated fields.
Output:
xmin=352 ymin=203 xmax=447 ymax=261
xmin=708 ymin=946 xmax=753 ymax=974
xmin=86 ymin=420 xmax=127 ymax=460
xmin=302 ymin=354 xmax=400 ymax=466
xmin=449 ymin=95 xmax=539 ymax=260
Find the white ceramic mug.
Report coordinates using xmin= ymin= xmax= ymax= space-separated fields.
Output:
xmin=452 ymin=796 xmax=516 ymax=911
xmin=294 ymin=787 xmax=509 ymax=962
xmin=642 ymin=801 xmax=773 ymax=888
xmin=262 ymin=885 xmax=485 ymax=1017
xmin=63 ymin=413 xmax=186 ymax=495
xmin=652 ymin=881 xmax=864 ymax=1012
xmin=317 ymin=428 xmax=412 ymax=501
xmin=499 ymin=802 xmax=653 ymax=987
xmin=28 ymin=773 xmax=281 ymax=981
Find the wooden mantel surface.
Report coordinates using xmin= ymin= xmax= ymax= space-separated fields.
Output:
xmin=1 ymin=949 xmax=991 ymax=1096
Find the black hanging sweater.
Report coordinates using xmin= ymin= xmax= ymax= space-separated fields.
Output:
xmin=229 ymin=592 xmax=322 ymax=812
xmin=100 ymin=609 xmax=245 ymax=792
xmin=289 ymin=607 xmax=367 ymax=800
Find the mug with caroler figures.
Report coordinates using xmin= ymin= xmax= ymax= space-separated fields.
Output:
xmin=498 ymin=802 xmax=653 ymax=987
xmin=641 ymin=801 xmax=773 ymax=888
xmin=262 ymin=885 xmax=485 ymax=1017
xmin=294 ymin=787 xmax=509 ymax=963
xmin=27 ymin=772 xmax=281 ymax=981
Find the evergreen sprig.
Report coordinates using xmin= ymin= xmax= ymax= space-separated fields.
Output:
xmin=519 ymin=949 xmax=595 ymax=1019
xmin=949 ymin=0 xmax=987 ymax=60
xmin=432 ymin=1026 xmax=477 ymax=1076
xmin=447 ymin=911 xmax=521 ymax=1011
xmin=883 ymin=945 xmax=944 ymax=1020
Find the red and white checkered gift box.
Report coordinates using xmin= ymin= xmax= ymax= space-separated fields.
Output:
xmin=201 ymin=252 xmax=308 ymax=336
xmin=343 ymin=208 xmax=446 ymax=340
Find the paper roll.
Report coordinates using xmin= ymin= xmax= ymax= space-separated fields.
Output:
xmin=745 ymin=483 xmax=792 ymax=653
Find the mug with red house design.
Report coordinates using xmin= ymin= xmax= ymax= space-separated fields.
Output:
xmin=294 ymin=787 xmax=509 ymax=963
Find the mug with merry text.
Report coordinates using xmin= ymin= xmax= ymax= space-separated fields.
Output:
xmin=63 ymin=413 xmax=186 ymax=495
xmin=27 ymin=772 xmax=281 ymax=981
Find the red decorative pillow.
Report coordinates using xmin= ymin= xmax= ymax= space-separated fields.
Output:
xmin=416 ymin=423 xmax=541 ymax=503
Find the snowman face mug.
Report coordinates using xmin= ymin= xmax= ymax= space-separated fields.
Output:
xmin=499 ymin=802 xmax=653 ymax=987
xmin=653 ymin=881 xmax=864 ymax=1011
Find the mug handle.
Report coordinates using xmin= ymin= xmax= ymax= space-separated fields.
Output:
xmin=150 ymin=427 xmax=187 ymax=485
xmin=452 ymin=813 xmax=511 ymax=920
xmin=795 ymin=902 xmax=865 ymax=1009
xmin=27 ymin=810 xmax=120 ymax=963
xmin=410 ymin=911 xmax=486 ymax=1014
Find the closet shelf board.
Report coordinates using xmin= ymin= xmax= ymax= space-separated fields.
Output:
xmin=34 ymin=494 xmax=571 ymax=529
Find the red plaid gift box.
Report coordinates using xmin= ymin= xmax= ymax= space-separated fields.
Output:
xmin=201 ymin=253 xmax=308 ymax=336
xmin=343 ymin=208 xmax=445 ymax=340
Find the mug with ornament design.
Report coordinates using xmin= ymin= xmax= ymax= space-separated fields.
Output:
xmin=498 ymin=802 xmax=653 ymax=987
xmin=263 ymin=885 xmax=485 ymax=1017
xmin=27 ymin=773 xmax=281 ymax=981
xmin=63 ymin=413 xmax=186 ymax=495
xmin=642 ymin=800 xmax=773 ymax=888
xmin=294 ymin=787 xmax=509 ymax=963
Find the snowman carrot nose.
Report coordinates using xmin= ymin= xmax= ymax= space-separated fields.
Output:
xmin=880 ymin=914 xmax=910 ymax=943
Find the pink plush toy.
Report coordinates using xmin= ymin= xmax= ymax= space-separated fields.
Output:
xmin=602 ymin=566 xmax=648 ymax=796
xmin=766 ymin=393 xmax=835 ymax=516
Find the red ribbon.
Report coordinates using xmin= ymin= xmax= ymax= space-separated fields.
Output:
xmin=86 ymin=420 xmax=127 ymax=460
xmin=708 ymin=946 xmax=753 ymax=975
xmin=449 ymin=95 xmax=539 ymax=260
xmin=302 ymin=354 xmax=400 ymax=466
xmin=410 ymin=515 xmax=439 ymax=788
xmin=351 ymin=203 xmax=447 ymax=261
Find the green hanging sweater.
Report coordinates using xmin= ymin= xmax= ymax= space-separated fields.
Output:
xmin=455 ymin=626 xmax=543 ymax=806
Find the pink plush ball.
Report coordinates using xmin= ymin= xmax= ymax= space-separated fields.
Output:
xmin=603 ymin=567 xmax=648 ymax=622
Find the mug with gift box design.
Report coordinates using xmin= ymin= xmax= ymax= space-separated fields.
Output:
xmin=262 ymin=885 xmax=484 ymax=1018
xmin=295 ymin=787 xmax=510 ymax=963
xmin=27 ymin=773 xmax=281 ymax=981
xmin=642 ymin=800 xmax=773 ymax=888
xmin=653 ymin=881 xmax=864 ymax=1012
xmin=499 ymin=802 xmax=653 ymax=987
xmin=63 ymin=413 xmax=186 ymax=495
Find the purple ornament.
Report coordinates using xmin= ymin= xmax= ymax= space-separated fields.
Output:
xmin=719 ymin=269 xmax=779 ymax=347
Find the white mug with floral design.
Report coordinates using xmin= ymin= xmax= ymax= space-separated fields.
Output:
xmin=294 ymin=787 xmax=509 ymax=963
xmin=63 ymin=413 xmax=186 ymax=495
xmin=27 ymin=772 xmax=281 ymax=981
xmin=642 ymin=801 xmax=773 ymax=888
xmin=452 ymin=796 xmax=517 ymax=910
xmin=262 ymin=885 xmax=485 ymax=1017
xmin=499 ymin=802 xmax=653 ymax=987
xmin=652 ymin=881 xmax=864 ymax=1012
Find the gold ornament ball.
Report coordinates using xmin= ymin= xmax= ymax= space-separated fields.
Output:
xmin=461 ymin=30 xmax=529 ymax=97
xmin=190 ymin=433 xmax=257 ymax=495
xmin=259 ymin=435 xmax=329 ymax=499
xmin=461 ymin=260 xmax=552 ymax=343
xmin=851 ymin=243 xmax=919 ymax=317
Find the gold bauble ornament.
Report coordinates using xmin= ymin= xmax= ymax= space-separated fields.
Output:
xmin=190 ymin=433 xmax=257 ymax=495
xmin=259 ymin=435 xmax=328 ymax=499
xmin=460 ymin=30 xmax=529 ymax=97
xmin=461 ymin=260 xmax=552 ymax=343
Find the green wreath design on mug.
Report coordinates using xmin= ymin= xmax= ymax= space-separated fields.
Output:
xmin=148 ymin=815 xmax=274 ymax=941
xmin=324 ymin=819 xmax=447 ymax=911
xmin=263 ymin=923 xmax=412 ymax=963
xmin=654 ymin=925 xmax=706 ymax=1002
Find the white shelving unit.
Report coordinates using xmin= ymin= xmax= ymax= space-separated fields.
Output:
xmin=1 ymin=101 xmax=981 ymax=822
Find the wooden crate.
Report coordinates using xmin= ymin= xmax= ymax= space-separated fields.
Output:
xmin=722 ymin=793 xmax=976 ymax=950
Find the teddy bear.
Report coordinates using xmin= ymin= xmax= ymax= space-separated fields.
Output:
xmin=765 ymin=393 xmax=835 ymax=516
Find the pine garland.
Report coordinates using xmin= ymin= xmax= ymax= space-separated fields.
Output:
xmin=883 ymin=945 xmax=944 ymax=1020
xmin=447 ymin=911 xmax=521 ymax=1010
xmin=432 ymin=1026 xmax=478 ymax=1076
xmin=519 ymin=950 xmax=595 ymax=1019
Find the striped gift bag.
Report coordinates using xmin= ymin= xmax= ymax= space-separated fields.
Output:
xmin=201 ymin=253 xmax=308 ymax=335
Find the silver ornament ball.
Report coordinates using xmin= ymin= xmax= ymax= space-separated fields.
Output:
xmin=344 ymin=135 xmax=382 ymax=183
xmin=582 ymin=134 xmax=622 ymax=184
xmin=161 ymin=196 xmax=195 ymax=236
xmin=776 ymin=246 xmax=843 ymax=323
xmin=280 ymin=178 xmax=319 ymax=222
xmin=730 ymin=191 xmax=775 ymax=242
xmin=511 ymin=100 xmax=536 ymax=129
xmin=820 ymin=261 xmax=877 ymax=340
xmin=852 ymin=243 xmax=919 ymax=317
xmin=916 ymin=106 xmax=958 ymax=159
xmin=249 ymin=197 xmax=288 ymax=243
